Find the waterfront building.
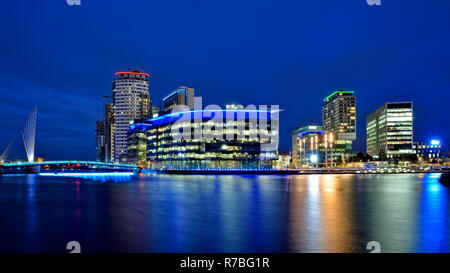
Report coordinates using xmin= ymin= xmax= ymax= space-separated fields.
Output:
xmin=413 ymin=140 xmax=442 ymax=162
xmin=95 ymin=121 xmax=105 ymax=162
xmin=95 ymin=101 xmax=115 ymax=162
xmin=322 ymin=90 xmax=356 ymax=162
xmin=291 ymin=125 xmax=337 ymax=168
xmin=366 ymin=102 xmax=413 ymax=159
xmin=127 ymin=108 xmax=279 ymax=169
xmin=274 ymin=152 xmax=291 ymax=169
xmin=113 ymin=70 xmax=151 ymax=163
xmin=292 ymin=125 xmax=322 ymax=168
xmin=161 ymin=86 xmax=194 ymax=113
xmin=127 ymin=121 xmax=150 ymax=166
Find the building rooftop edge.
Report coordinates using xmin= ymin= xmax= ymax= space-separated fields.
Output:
xmin=323 ymin=90 xmax=354 ymax=102
xmin=115 ymin=72 xmax=150 ymax=77
xmin=162 ymin=86 xmax=192 ymax=101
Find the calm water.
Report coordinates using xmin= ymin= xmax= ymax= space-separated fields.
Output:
xmin=0 ymin=173 xmax=448 ymax=253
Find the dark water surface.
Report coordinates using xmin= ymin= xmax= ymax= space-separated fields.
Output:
xmin=0 ymin=173 xmax=448 ymax=253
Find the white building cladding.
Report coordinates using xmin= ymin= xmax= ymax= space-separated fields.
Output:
xmin=113 ymin=71 xmax=151 ymax=163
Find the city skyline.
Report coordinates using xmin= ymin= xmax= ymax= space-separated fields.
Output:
xmin=1 ymin=1 xmax=449 ymax=160
xmin=1 ymin=0 xmax=450 ymax=257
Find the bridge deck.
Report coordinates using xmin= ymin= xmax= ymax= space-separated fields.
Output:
xmin=1 ymin=161 xmax=138 ymax=175
xmin=2 ymin=161 xmax=136 ymax=168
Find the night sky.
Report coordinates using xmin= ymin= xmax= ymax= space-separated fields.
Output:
xmin=0 ymin=0 xmax=449 ymax=161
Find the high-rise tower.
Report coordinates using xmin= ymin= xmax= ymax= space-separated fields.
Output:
xmin=95 ymin=121 xmax=105 ymax=162
xmin=322 ymin=90 xmax=356 ymax=162
xmin=104 ymin=101 xmax=115 ymax=162
xmin=113 ymin=70 xmax=151 ymax=163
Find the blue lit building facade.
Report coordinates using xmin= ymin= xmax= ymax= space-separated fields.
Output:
xmin=127 ymin=109 xmax=279 ymax=169
xmin=413 ymin=141 xmax=442 ymax=163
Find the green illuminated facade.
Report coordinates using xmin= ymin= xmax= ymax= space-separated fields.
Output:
xmin=322 ymin=90 xmax=356 ymax=162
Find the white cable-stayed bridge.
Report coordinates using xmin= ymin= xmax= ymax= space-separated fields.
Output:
xmin=0 ymin=107 xmax=137 ymax=174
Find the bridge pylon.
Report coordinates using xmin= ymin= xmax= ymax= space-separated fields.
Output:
xmin=22 ymin=106 xmax=38 ymax=163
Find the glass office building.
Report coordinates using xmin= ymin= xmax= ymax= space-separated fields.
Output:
xmin=291 ymin=125 xmax=339 ymax=168
xmin=367 ymin=102 xmax=413 ymax=159
xmin=127 ymin=122 xmax=151 ymax=166
xmin=291 ymin=125 xmax=323 ymax=168
xmin=127 ymin=109 xmax=279 ymax=169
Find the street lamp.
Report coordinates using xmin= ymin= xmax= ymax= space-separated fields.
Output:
xmin=302 ymin=138 xmax=306 ymax=167
xmin=324 ymin=133 xmax=328 ymax=167
xmin=314 ymin=135 xmax=318 ymax=168
xmin=329 ymin=133 xmax=334 ymax=167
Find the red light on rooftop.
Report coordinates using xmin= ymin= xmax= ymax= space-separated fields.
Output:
xmin=115 ymin=72 xmax=150 ymax=77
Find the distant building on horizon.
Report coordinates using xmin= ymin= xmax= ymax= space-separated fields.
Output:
xmin=103 ymin=101 xmax=115 ymax=162
xmin=366 ymin=102 xmax=414 ymax=159
xmin=413 ymin=140 xmax=442 ymax=162
xmin=112 ymin=70 xmax=151 ymax=163
xmin=95 ymin=121 xmax=105 ymax=162
xmin=161 ymin=86 xmax=194 ymax=113
xmin=322 ymin=90 xmax=356 ymax=162
xmin=95 ymin=101 xmax=115 ymax=162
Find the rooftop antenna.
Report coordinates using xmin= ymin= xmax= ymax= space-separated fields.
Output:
xmin=128 ymin=67 xmax=143 ymax=73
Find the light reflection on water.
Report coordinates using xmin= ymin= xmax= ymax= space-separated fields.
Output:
xmin=0 ymin=173 xmax=448 ymax=253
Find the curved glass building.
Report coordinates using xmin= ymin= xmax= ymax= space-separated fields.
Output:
xmin=127 ymin=108 xmax=279 ymax=169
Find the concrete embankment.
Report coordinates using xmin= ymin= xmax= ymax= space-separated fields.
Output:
xmin=158 ymin=168 xmax=448 ymax=175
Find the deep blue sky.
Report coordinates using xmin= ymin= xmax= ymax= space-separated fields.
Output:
xmin=0 ymin=0 xmax=449 ymax=160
